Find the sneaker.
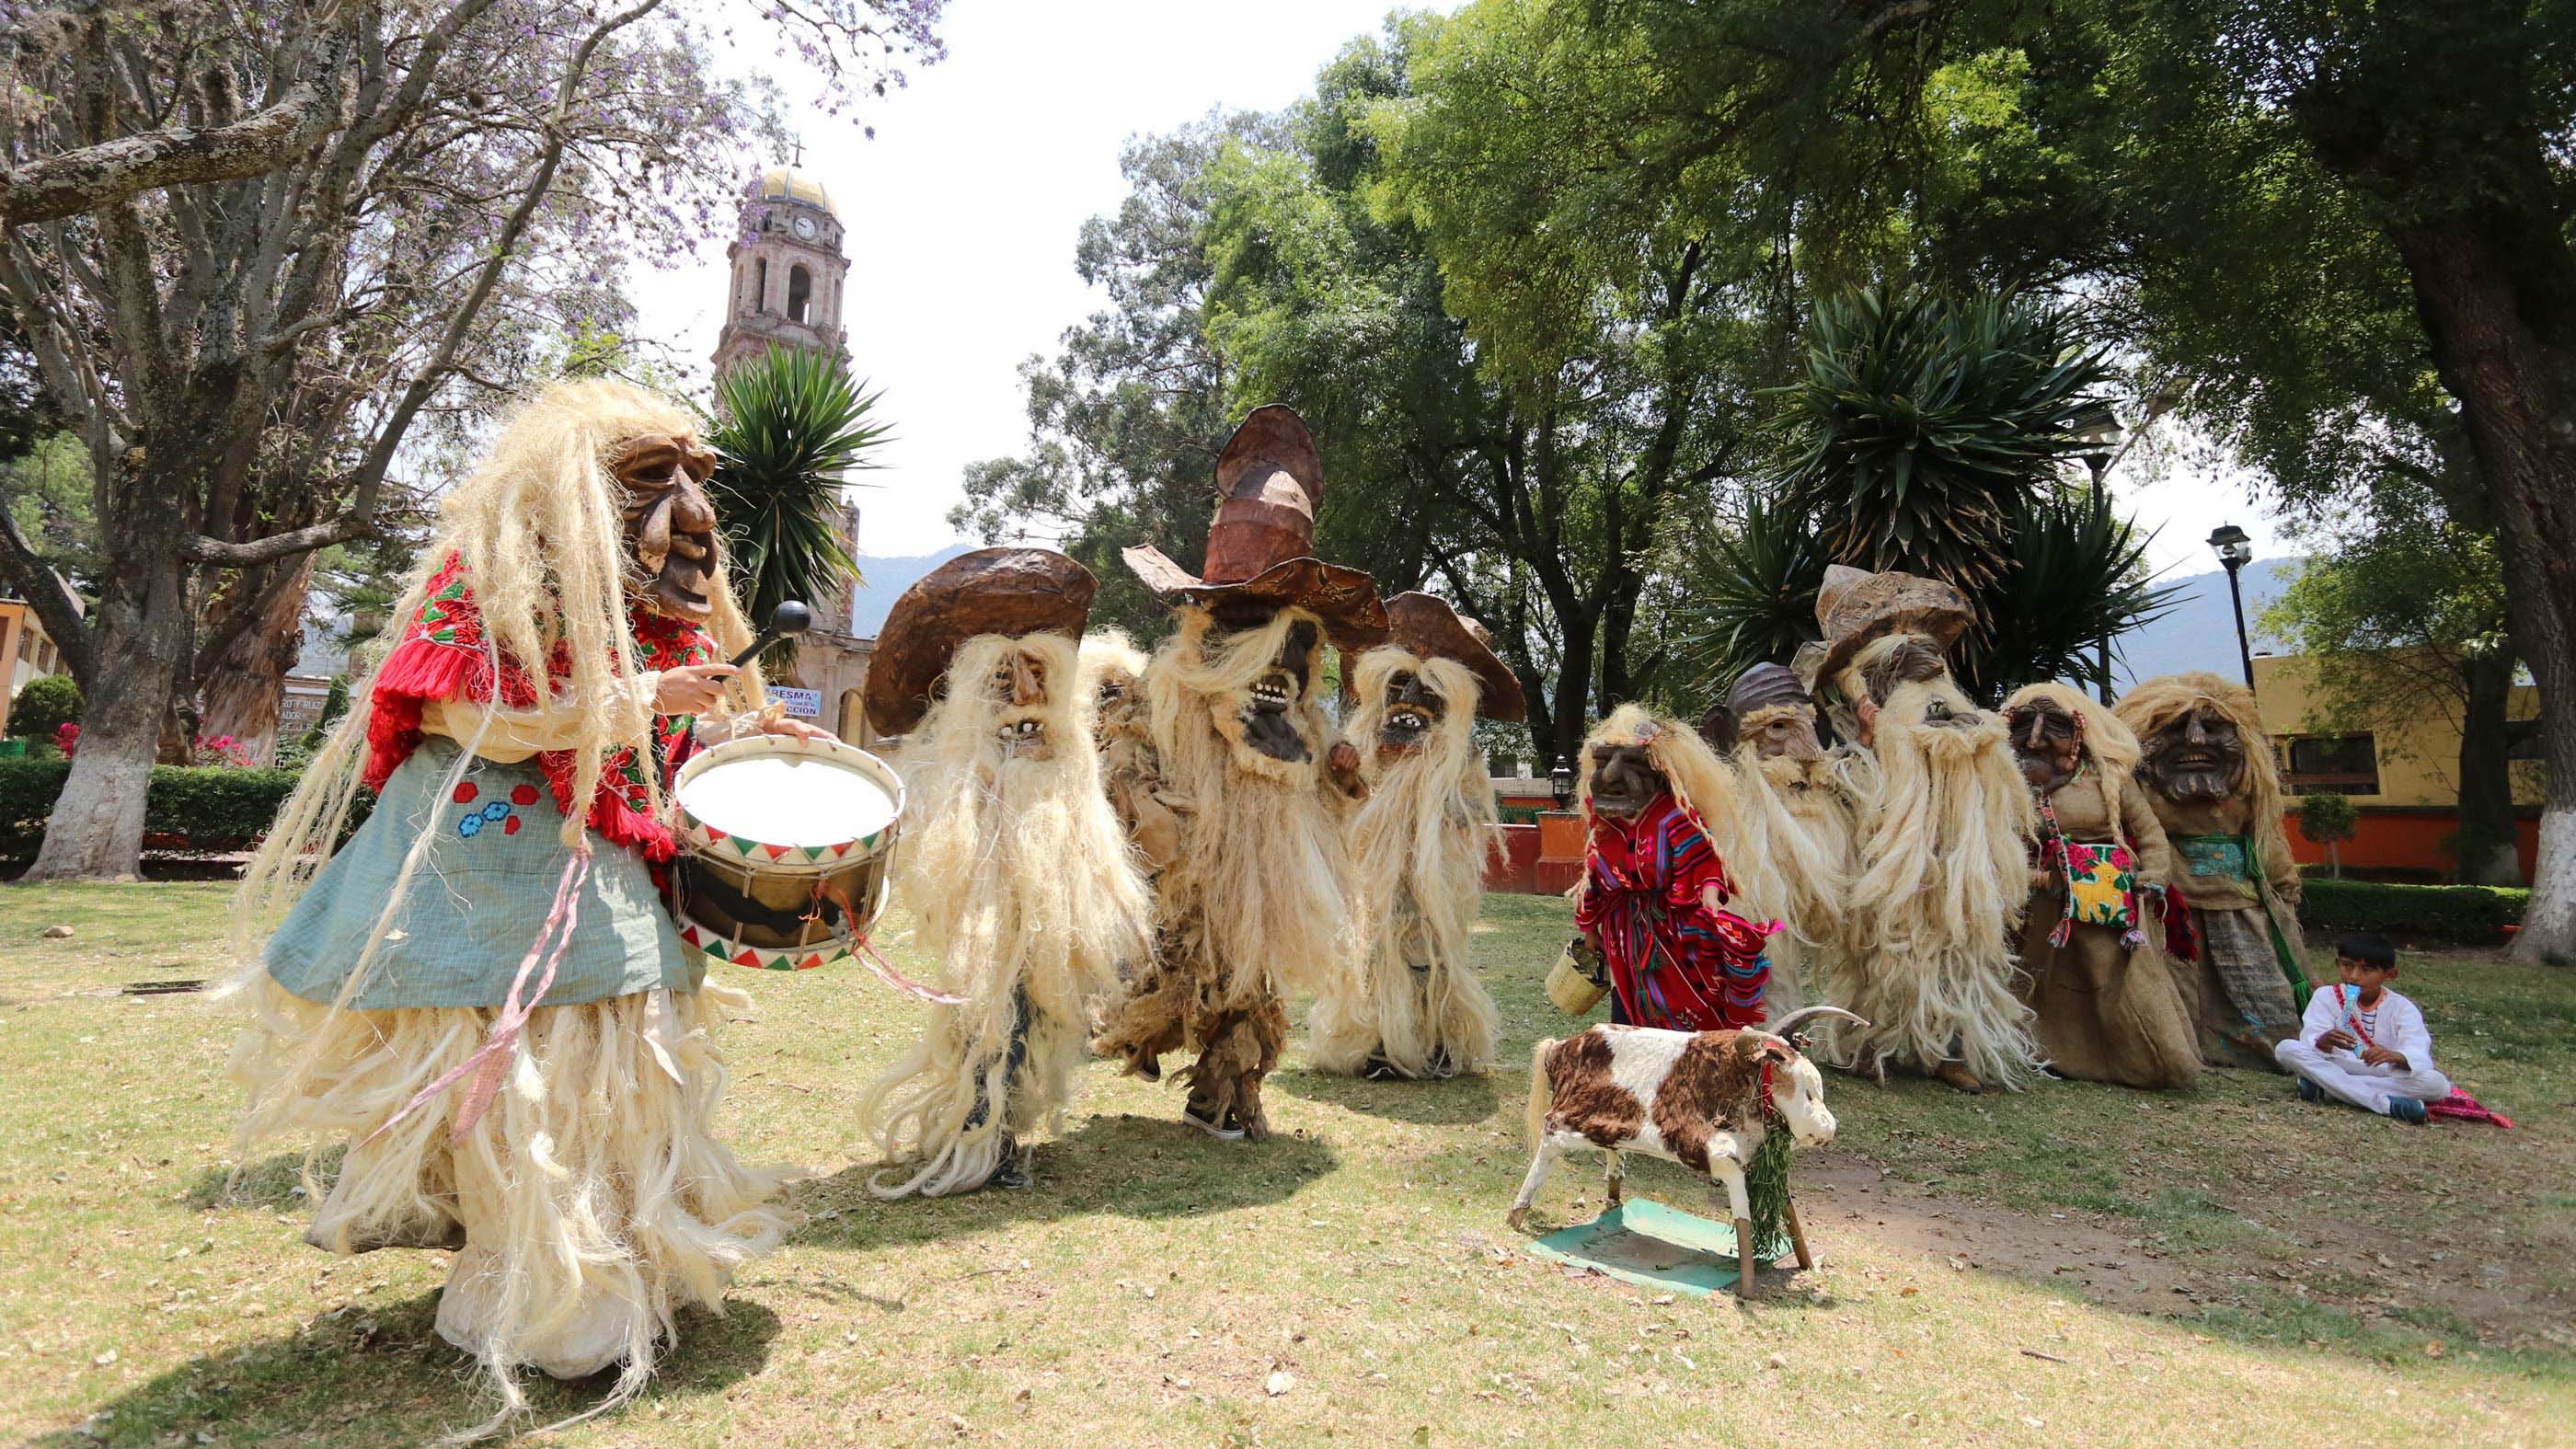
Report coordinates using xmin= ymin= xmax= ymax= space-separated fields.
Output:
xmin=1181 ymin=1100 xmax=1247 ymax=1141
xmin=2387 ymin=1096 xmax=2431 ymax=1125
xmin=2295 ymin=1077 xmax=2326 ymax=1104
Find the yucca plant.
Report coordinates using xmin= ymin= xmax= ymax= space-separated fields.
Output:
xmin=704 ymin=346 xmax=888 ymax=665
xmin=1680 ymin=483 xmax=2178 ymax=707
xmin=1672 ymin=497 xmax=1834 ymax=694
xmin=1972 ymin=483 xmax=2186 ymax=702
xmin=1777 ymin=286 xmax=2119 ymax=618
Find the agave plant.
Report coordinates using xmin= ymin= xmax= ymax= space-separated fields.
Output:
xmin=1671 ymin=497 xmax=1834 ymax=695
xmin=1971 ymin=483 xmax=2185 ymax=702
xmin=704 ymin=346 xmax=889 ymax=664
xmin=1777 ymin=286 xmax=2119 ymax=616
xmin=1679 ymin=484 xmax=2178 ymax=707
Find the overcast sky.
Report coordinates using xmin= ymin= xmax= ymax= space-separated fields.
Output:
xmin=628 ymin=0 xmax=2292 ymax=580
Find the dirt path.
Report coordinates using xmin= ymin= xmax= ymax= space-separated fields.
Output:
xmin=1794 ymin=1150 xmax=2195 ymax=1315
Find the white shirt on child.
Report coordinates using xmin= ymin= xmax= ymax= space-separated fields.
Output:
xmin=2297 ymin=985 xmax=2435 ymax=1077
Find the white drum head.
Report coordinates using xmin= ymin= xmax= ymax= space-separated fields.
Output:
xmin=671 ymin=734 xmax=905 ymax=869
xmin=679 ymin=753 xmax=895 ymax=845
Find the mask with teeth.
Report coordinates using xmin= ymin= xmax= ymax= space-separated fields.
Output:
xmin=983 ymin=645 xmax=1056 ymax=760
xmin=2141 ymin=704 xmax=2246 ymax=804
xmin=1207 ymin=605 xmax=1321 ymax=766
xmin=1374 ymin=668 xmax=1447 ymax=757
xmin=605 ymin=432 xmax=720 ymax=623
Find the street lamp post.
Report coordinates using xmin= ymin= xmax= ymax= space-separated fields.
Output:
xmin=2075 ymin=404 xmax=2123 ymax=704
xmin=2208 ymin=523 xmax=2257 ymax=689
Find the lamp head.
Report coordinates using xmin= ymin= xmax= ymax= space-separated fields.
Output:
xmin=2208 ymin=523 xmax=2253 ymax=569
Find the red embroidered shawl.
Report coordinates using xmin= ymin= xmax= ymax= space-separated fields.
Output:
xmin=362 ymin=553 xmax=717 ymax=860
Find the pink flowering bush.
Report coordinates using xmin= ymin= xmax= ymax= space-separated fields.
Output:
xmin=190 ymin=734 xmax=256 ymax=769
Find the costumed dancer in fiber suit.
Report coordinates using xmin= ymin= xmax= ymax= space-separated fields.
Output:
xmin=1800 ymin=566 xmax=2041 ymax=1093
xmin=2115 ymin=672 xmax=2310 ymax=1072
xmin=855 ymin=550 xmax=1154 ymax=1196
xmin=1096 ymin=405 xmax=1386 ymax=1141
xmin=1079 ymin=628 xmax=1181 ymax=873
xmin=2003 ymin=683 xmax=2200 ymax=1089
xmin=1573 ymin=704 xmax=1777 ymax=1031
xmin=1702 ymin=663 xmax=1873 ymax=1020
xmin=1308 ymin=592 xmax=1524 ymax=1079
xmin=226 ymin=382 xmax=809 ymax=1431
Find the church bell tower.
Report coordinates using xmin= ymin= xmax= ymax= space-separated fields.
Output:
xmin=714 ymin=164 xmax=850 ymax=376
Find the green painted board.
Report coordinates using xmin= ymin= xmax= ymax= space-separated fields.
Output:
xmin=1525 ymin=1201 xmax=1793 ymax=1298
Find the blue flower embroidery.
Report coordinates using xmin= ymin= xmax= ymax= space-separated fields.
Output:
xmin=457 ymin=813 xmax=484 ymax=838
xmin=481 ymin=801 xmax=511 ymax=822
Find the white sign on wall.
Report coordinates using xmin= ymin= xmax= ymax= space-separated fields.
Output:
xmin=769 ymin=686 xmax=822 ymax=719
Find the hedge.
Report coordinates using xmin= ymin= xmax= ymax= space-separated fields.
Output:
xmin=0 ymin=758 xmax=367 ymax=864
xmin=2296 ymin=877 xmax=2528 ymax=944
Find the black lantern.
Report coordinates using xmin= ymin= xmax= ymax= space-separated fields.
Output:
xmin=2208 ymin=523 xmax=2257 ymax=689
xmin=1548 ymin=754 xmax=1575 ymax=811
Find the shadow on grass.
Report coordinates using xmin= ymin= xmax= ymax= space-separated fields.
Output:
xmin=29 ymin=1291 xmax=781 ymax=1448
xmin=1270 ymin=1064 xmax=1503 ymax=1126
xmin=792 ymin=1109 xmax=1340 ymax=1251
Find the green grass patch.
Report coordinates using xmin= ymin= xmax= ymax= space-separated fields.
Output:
xmin=0 ymin=882 xmax=2568 ymax=1447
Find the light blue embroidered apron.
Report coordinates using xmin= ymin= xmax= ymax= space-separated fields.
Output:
xmin=264 ymin=738 xmax=700 ymax=1009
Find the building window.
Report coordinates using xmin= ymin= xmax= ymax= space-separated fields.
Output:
xmin=2282 ymin=732 xmax=2379 ymax=795
xmin=753 ymin=257 xmax=769 ymax=313
xmin=788 ymin=264 xmax=811 ymax=324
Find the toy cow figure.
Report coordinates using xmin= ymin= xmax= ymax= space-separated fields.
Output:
xmin=1509 ymin=1005 xmax=1865 ymax=1296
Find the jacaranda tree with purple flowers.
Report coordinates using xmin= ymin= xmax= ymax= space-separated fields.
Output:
xmin=0 ymin=0 xmax=945 ymax=880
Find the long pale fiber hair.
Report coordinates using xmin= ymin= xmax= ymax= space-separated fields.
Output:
xmin=1823 ymin=634 xmax=2037 ymax=1085
xmin=1144 ymin=604 xmax=1354 ymax=999
xmin=1309 ymin=647 xmax=1501 ymax=1075
xmin=2112 ymin=670 xmax=2289 ymax=874
xmin=857 ymin=631 xmax=1152 ymax=1198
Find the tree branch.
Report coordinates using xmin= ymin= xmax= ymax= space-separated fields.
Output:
xmin=0 ymin=38 xmax=350 ymax=225
xmin=182 ymin=513 xmax=371 ymax=567
xmin=338 ymin=0 xmax=665 ymax=523
xmin=0 ymin=504 xmax=94 ymax=685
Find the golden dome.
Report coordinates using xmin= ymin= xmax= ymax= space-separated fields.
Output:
xmin=753 ymin=165 xmax=835 ymax=219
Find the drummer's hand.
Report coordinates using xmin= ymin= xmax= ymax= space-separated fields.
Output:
xmin=654 ymin=662 xmax=741 ymax=715
xmin=758 ymin=717 xmax=836 ymax=742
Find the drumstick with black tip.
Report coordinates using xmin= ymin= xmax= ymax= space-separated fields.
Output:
xmin=730 ymin=600 xmax=815 ymax=669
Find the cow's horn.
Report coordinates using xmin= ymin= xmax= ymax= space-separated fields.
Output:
xmin=1767 ymin=1006 xmax=1868 ymax=1041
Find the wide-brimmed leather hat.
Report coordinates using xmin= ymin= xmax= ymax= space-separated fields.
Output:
xmin=863 ymin=547 xmax=1096 ymax=736
xmin=1810 ymin=564 xmax=1974 ymax=688
xmin=1121 ymin=404 xmax=1387 ymax=650
xmin=1379 ymin=591 xmax=1524 ymax=722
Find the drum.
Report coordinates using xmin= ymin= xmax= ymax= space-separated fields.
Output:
xmin=668 ymin=734 xmax=905 ymax=971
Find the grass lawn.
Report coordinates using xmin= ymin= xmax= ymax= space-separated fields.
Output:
xmin=1 ymin=883 xmax=2569 ymax=1448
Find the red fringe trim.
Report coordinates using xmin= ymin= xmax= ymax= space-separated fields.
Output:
xmin=362 ymin=638 xmax=491 ymax=791
xmin=361 ymin=635 xmax=676 ymax=859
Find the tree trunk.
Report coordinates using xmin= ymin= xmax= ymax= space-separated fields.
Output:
xmin=2455 ymin=650 xmax=2525 ymax=887
xmin=20 ymin=460 xmax=193 ymax=881
xmin=2364 ymin=198 xmax=2576 ymax=960
xmin=197 ymin=556 xmax=317 ymax=765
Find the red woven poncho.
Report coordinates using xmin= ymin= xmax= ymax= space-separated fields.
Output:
xmin=1574 ymin=792 xmax=1776 ymax=1031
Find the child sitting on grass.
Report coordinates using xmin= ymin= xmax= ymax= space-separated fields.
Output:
xmin=2274 ymin=932 xmax=2451 ymax=1124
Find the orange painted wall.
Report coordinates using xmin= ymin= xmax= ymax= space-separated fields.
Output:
xmin=2280 ymin=807 xmax=2539 ymax=882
